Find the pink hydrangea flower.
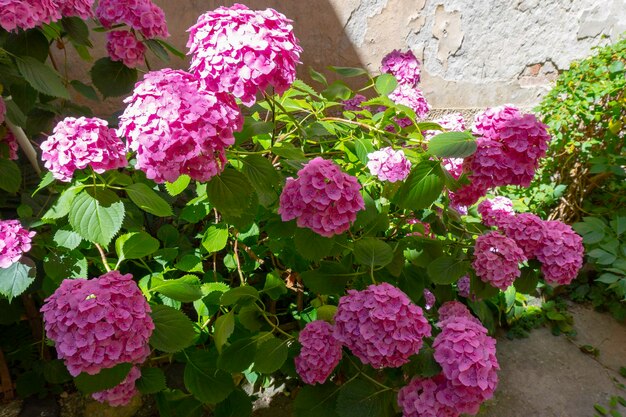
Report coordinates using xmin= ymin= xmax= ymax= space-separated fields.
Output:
xmin=367 ymin=147 xmax=411 ymax=183
xmin=423 ymin=113 xmax=466 ymax=141
xmin=96 ymin=0 xmax=169 ymax=39
xmin=535 ymin=220 xmax=584 ymax=285
xmin=0 ymin=0 xmax=61 ymax=31
xmin=423 ymin=289 xmax=435 ymax=310
xmin=381 ymin=50 xmax=421 ymax=86
xmin=92 ymin=366 xmax=141 ymax=407
xmin=278 ymin=157 xmax=364 ymax=237
xmin=333 ymin=282 xmax=431 ymax=368
xmin=457 ymin=276 xmax=470 ymax=298
xmin=388 ymin=84 xmax=430 ymax=119
xmin=397 ymin=375 xmax=458 ymax=417
xmin=187 ymin=4 xmax=302 ymax=107
xmin=294 ymin=320 xmax=342 ymax=385
xmin=106 ymin=30 xmax=146 ymax=68
xmin=40 ymin=271 xmax=154 ymax=377
xmin=40 ymin=117 xmax=127 ymax=182
xmin=58 ymin=0 xmax=94 ymax=19
xmin=443 ymin=157 xmax=464 ymax=179
xmin=1 ymin=130 xmax=18 ymax=160
xmin=118 ymin=68 xmax=242 ymax=183
xmin=437 ymin=301 xmax=479 ymax=326
xmin=477 ymin=197 xmax=515 ymax=228
xmin=0 ymin=220 xmax=36 ymax=269
xmin=501 ymin=213 xmax=547 ymax=258
xmin=472 ymin=105 xmax=521 ymax=140
xmin=472 ymin=232 xmax=526 ymax=290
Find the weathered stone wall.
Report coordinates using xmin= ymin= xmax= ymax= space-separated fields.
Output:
xmin=62 ymin=0 xmax=626 ymax=111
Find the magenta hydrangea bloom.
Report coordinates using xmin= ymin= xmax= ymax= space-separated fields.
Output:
xmin=477 ymin=197 xmax=515 ymax=228
xmin=443 ymin=157 xmax=464 ymax=179
xmin=456 ymin=276 xmax=471 ymax=298
xmin=472 ymin=105 xmax=521 ymax=140
xmin=367 ymin=147 xmax=411 ymax=183
xmin=342 ymin=94 xmax=367 ymax=112
xmin=437 ymin=301 xmax=479 ymax=326
xmin=118 ymin=68 xmax=242 ymax=183
xmin=381 ymin=50 xmax=421 ymax=86
xmin=294 ymin=320 xmax=342 ymax=385
xmin=535 ymin=220 xmax=584 ymax=285
xmin=58 ymin=0 xmax=94 ymax=19
xmin=397 ymin=375 xmax=458 ymax=417
xmin=92 ymin=366 xmax=141 ymax=407
xmin=278 ymin=157 xmax=364 ymax=237
xmin=333 ymin=282 xmax=431 ymax=368
xmin=96 ymin=0 xmax=168 ymax=39
xmin=106 ymin=30 xmax=146 ymax=68
xmin=0 ymin=220 xmax=36 ymax=269
xmin=501 ymin=213 xmax=547 ymax=258
xmin=40 ymin=271 xmax=154 ymax=377
xmin=424 ymin=113 xmax=466 ymax=141
xmin=388 ymin=84 xmax=430 ymax=119
xmin=472 ymin=232 xmax=526 ymax=291
xmin=40 ymin=117 xmax=127 ymax=182
xmin=423 ymin=289 xmax=435 ymax=310
xmin=187 ymin=3 xmax=302 ymax=107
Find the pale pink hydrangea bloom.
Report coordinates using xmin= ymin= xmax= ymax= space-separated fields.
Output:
xmin=40 ymin=117 xmax=127 ymax=182
xmin=106 ymin=30 xmax=146 ymax=68
xmin=501 ymin=213 xmax=547 ymax=258
xmin=118 ymin=68 xmax=242 ymax=183
xmin=96 ymin=0 xmax=169 ymax=39
xmin=380 ymin=49 xmax=421 ymax=86
xmin=456 ymin=276 xmax=470 ymax=298
xmin=0 ymin=131 xmax=18 ymax=160
xmin=388 ymin=84 xmax=430 ymax=119
xmin=294 ymin=320 xmax=342 ymax=385
xmin=187 ymin=3 xmax=302 ymax=107
xmin=92 ymin=366 xmax=141 ymax=407
xmin=535 ymin=221 xmax=584 ymax=285
xmin=472 ymin=232 xmax=526 ymax=291
xmin=0 ymin=220 xmax=36 ymax=269
xmin=477 ymin=197 xmax=515 ymax=228
xmin=58 ymin=0 xmax=94 ymax=19
xmin=423 ymin=113 xmax=466 ymax=142
xmin=278 ymin=157 xmax=364 ymax=237
xmin=423 ymin=289 xmax=436 ymax=310
xmin=366 ymin=147 xmax=411 ymax=183
xmin=40 ymin=271 xmax=154 ymax=377
xmin=333 ymin=282 xmax=431 ymax=368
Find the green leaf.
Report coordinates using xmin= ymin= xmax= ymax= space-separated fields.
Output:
xmin=4 ymin=99 xmax=27 ymax=126
xmin=336 ymin=378 xmax=393 ymax=417
xmin=402 ymin=347 xmax=441 ymax=378
xmin=126 ymin=183 xmax=173 ymax=217
xmin=68 ymin=190 xmax=124 ymax=247
xmin=136 ymin=367 xmax=167 ymax=394
xmin=115 ymin=231 xmax=160 ymax=261
xmin=241 ymin=155 xmax=279 ymax=207
xmin=374 ymin=73 xmax=398 ymax=96
xmin=201 ymin=225 xmax=229 ymax=253
xmin=468 ymin=300 xmax=496 ymax=334
xmin=61 ymin=17 xmax=92 ymax=47
xmin=205 ymin=168 xmax=254 ymax=217
xmin=427 ymin=131 xmax=477 ymax=158
xmin=0 ymin=159 xmax=22 ymax=193
xmin=355 ymin=138 xmax=375 ymax=165
xmin=16 ymin=56 xmax=70 ymax=99
xmin=43 ymin=186 xmax=81 ymax=220
xmin=43 ymin=360 xmax=72 ymax=384
xmin=514 ymin=267 xmax=540 ymax=294
xmin=150 ymin=275 xmax=203 ymax=303
xmin=253 ymin=337 xmax=288 ymax=374
xmin=301 ymin=261 xmax=352 ymax=295
xmin=321 ymin=80 xmax=352 ymax=101
xmin=217 ymin=337 xmax=257 ymax=372
xmin=309 ymin=67 xmax=327 ymax=85
xmin=213 ymin=310 xmax=235 ymax=353
xmin=156 ymin=39 xmax=186 ymax=59
xmin=426 ymin=255 xmax=469 ymax=284
xmin=294 ymin=384 xmax=340 ymax=417
xmin=70 ymin=80 xmax=99 ymax=101
xmin=74 ymin=363 xmax=132 ymax=394
xmin=164 ymin=175 xmax=190 ymax=196
xmin=53 ymin=228 xmax=82 ymax=250
xmin=214 ymin=390 xmax=253 ymax=417
xmin=149 ymin=305 xmax=196 ymax=353
xmin=263 ymin=271 xmax=287 ymax=300
xmin=328 ymin=66 xmax=368 ymax=77
xmin=353 ymin=238 xmax=394 ymax=268
xmin=145 ymin=39 xmax=169 ymax=62
xmin=394 ymin=162 xmax=444 ymax=210
xmin=295 ymin=228 xmax=335 ymax=261
xmin=0 ymin=262 xmax=35 ymax=302
xmin=220 ymin=286 xmax=260 ymax=306
xmin=184 ymin=350 xmax=234 ymax=404
xmin=90 ymin=57 xmax=138 ymax=98
xmin=4 ymin=30 xmax=49 ymax=61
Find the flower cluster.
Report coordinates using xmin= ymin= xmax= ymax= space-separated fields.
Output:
xmin=106 ymin=30 xmax=146 ymax=68
xmin=40 ymin=117 xmax=127 ymax=182
xmin=501 ymin=212 xmax=546 ymax=258
xmin=397 ymin=375 xmax=457 ymax=417
xmin=118 ymin=69 xmax=242 ymax=183
xmin=92 ymin=366 xmax=141 ymax=406
xmin=96 ymin=0 xmax=169 ymax=39
xmin=187 ymin=3 xmax=302 ymax=107
xmin=424 ymin=113 xmax=466 ymax=141
xmin=40 ymin=271 xmax=154 ymax=377
xmin=278 ymin=157 xmax=364 ymax=237
xmin=388 ymin=84 xmax=430 ymax=119
xmin=333 ymin=283 xmax=431 ymax=368
xmin=457 ymin=276 xmax=470 ymax=298
xmin=0 ymin=220 xmax=35 ymax=269
xmin=452 ymin=106 xmax=551 ymax=206
xmin=366 ymin=147 xmax=411 ymax=183
xmin=472 ymin=231 xmax=526 ymax=290
xmin=535 ymin=221 xmax=584 ymax=285
xmin=58 ymin=0 xmax=94 ymax=19
xmin=0 ymin=0 xmax=95 ymax=32
xmin=381 ymin=49 xmax=421 ymax=86
xmin=294 ymin=320 xmax=342 ymax=385
xmin=477 ymin=197 xmax=515 ymax=228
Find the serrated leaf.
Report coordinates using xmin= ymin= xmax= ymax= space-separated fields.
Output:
xmin=301 ymin=261 xmax=352 ymax=295
xmin=241 ymin=155 xmax=279 ymax=207
xmin=126 ymin=183 xmax=173 ymax=217
xmin=184 ymin=350 xmax=234 ymax=404
xmin=43 ymin=186 xmax=81 ymax=220
xmin=43 ymin=360 xmax=72 ymax=384
xmin=514 ymin=267 xmax=540 ymax=294
xmin=263 ymin=271 xmax=287 ymax=300
xmin=253 ymin=337 xmax=288 ymax=374
xmin=0 ymin=159 xmax=22 ymax=193
xmin=427 ymin=131 xmax=477 ymax=158
xmin=150 ymin=275 xmax=202 ymax=302
xmin=4 ymin=30 xmax=49 ymax=61
xmin=16 ymin=56 xmax=70 ymax=99
xmin=205 ymin=168 xmax=254 ymax=217
xmin=213 ymin=311 xmax=235 ymax=353
xmin=353 ymin=238 xmax=394 ymax=268
xmin=202 ymin=225 xmax=229 ymax=253
xmin=164 ymin=175 xmax=190 ymax=196
xmin=136 ymin=367 xmax=167 ymax=394
xmin=217 ymin=337 xmax=257 ymax=372
xmin=74 ymin=363 xmax=131 ymax=394
xmin=0 ymin=262 xmax=35 ymax=302
xmin=220 ymin=286 xmax=259 ymax=306
xmin=374 ymin=73 xmax=398 ymax=96
xmin=214 ymin=390 xmax=253 ymax=417
xmin=426 ymin=256 xmax=469 ymax=284
xmin=394 ymin=162 xmax=444 ymax=210
xmin=61 ymin=17 xmax=92 ymax=47
xmin=90 ymin=57 xmax=138 ymax=98
xmin=328 ymin=66 xmax=368 ymax=77
xmin=295 ymin=228 xmax=335 ymax=261
xmin=145 ymin=39 xmax=169 ymax=62
xmin=115 ymin=231 xmax=160 ymax=261
xmin=70 ymin=80 xmax=99 ymax=101
xmin=53 ymin=228 xmax=82 ymax=250
xmin=68 ymin=190 xmax=124 ymax=247
xmin=294 ymin=384 xmax=340 ymax=417
xmin=149 ymin=305 xmax=196 ymax=353
xmin=156 ymin=39 xmax=185 ymax=59
xmin=336 ymin=378 xmax=393 ymax=417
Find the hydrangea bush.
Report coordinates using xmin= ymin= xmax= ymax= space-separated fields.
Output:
xmin=0 ymin=2 xmax=585 ymax=416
